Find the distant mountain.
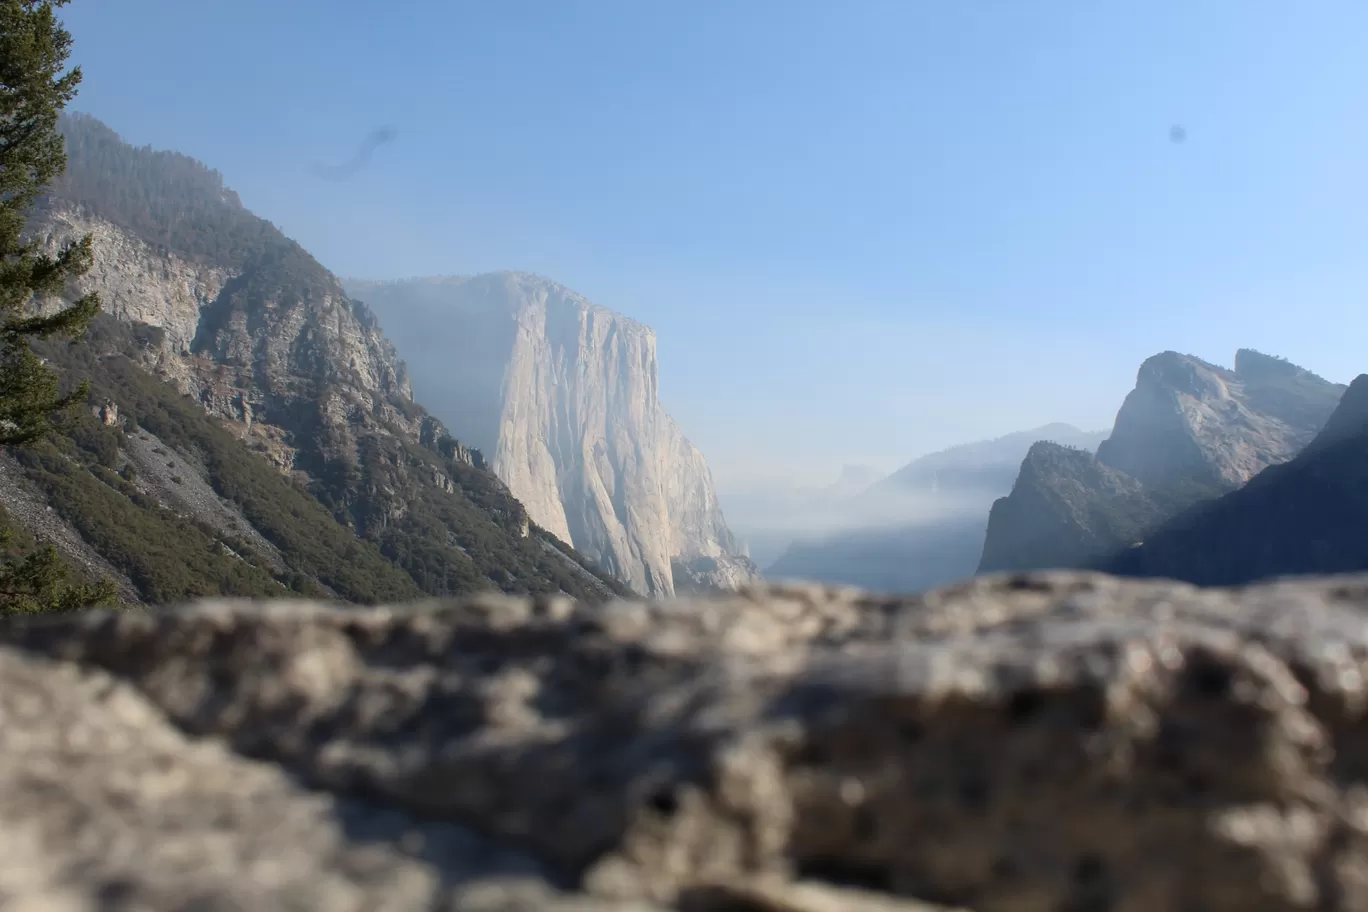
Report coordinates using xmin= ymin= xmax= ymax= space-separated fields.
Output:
xmin=7 ymin=114 xmax=631 ymax=605
xmin=718 ymin=464 xmax=891 ymax=569
xmin=344 ymin=274 xmax=759 ymax=597
xmin=976 ymin=441 xmax=1211 ymax=573
xmin=851 ymin=423 xmax=1108 ymax=523
xmin=765 ymin=424 xmax=1106 ymax=593
xmin=1095 ymin=349 xmax=1343 ymax=487
xmin=979 ymin=349 xmax=1345 ymax=575
xmin=1106 ymin=374 xmax=1368 ymax=585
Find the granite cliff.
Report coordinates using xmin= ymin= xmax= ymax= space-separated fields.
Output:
xmin=979 ymin=349 xmax=1345 ymax=574
xmin=1096 ymin=348 xmax=1343 ymax=487
xmin=5 ymin=113 xmax=629 ymax=604
xmin=346 ymin=273 xmax=760 ymax=597
xmin=1108 ymin=373 xmax=1368 ymax=584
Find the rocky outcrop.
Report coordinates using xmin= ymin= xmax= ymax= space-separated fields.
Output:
xmin=347 ymin=273 xmax=759 ymax=597
xmin=1109 ymin=374 xmax=1368 ymax=585
xmin=979 ymin=350 xmax=1345 ymax=574
xmin=9 ymin=573 xmax=1368 ymax=909
xmin=1096 ymin=349 xmax=1343 ymax=487
xmin=29 ymin=203 xmax=415 ymax=472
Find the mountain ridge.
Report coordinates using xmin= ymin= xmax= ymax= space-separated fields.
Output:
xmin=345 ymin=272 xmax=759 ymax=597
xmin=978 ymin=349 xmax=1345 ymax=575
xmin=1106 ymin=373 xmax=1368 ymax=585
xmin=6 ymin=112 xmax=632 ymax=605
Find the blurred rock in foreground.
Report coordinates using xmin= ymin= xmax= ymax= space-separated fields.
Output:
xmin=6 ymin=573 xmax=1368 ymax=910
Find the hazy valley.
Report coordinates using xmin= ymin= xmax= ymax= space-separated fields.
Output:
xmin=3 ymin=113 xmax=1365 ymax=611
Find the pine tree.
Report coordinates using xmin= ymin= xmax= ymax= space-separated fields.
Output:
xmin=0 ymin=528 xmax=116 ymax=614
xmin=0 ymin=1 xmax=115 ymax=614
xmin=0 ymin=0 xmax=99 ymax=445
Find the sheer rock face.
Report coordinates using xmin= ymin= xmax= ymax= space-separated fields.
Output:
xmin=9 ymin=573 xmax=1368 ymax=910
xmin=980 ymin=350 xmax=1345 ymax=574
xmin=1108 ymin=374 xmax=1368 ymax=586
xmin=31 ymin=205 xmax=228 ymax=355
xmin=1096 ymin=349 xmax=1343 ymax=489
xmin=348 ymin=273 xmax=759 ymax=597
xmin=977 ymin=441 xmax=1159 ymax=573
xmin=30 ymin=204 xmax=420 ymax=473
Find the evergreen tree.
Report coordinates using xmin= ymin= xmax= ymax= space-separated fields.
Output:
xmin=0 ymin=0 xmax=99 ymax=445
xmin=0 ymin=1 xmax=114 ymax=613
xmin=0 ymin=528 xmax=115 ymax=614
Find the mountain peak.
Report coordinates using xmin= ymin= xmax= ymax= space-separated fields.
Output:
xmin=25 ymin=111 xmax=632 ymax=604
xmin=1017 ymin=439 xmax=1103 ymax=483
xmin=1133 ymin=351 xmax=1232 ymax=400
xmin=1099 ymin=347 xmax=1343 ymax=489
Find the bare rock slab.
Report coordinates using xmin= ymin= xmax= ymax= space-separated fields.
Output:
xmin=9 ymin=572 xmax=1368 ymax=910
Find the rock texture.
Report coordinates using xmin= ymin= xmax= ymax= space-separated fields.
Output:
xmin=29 ymin=195 xmax=414 ymax=477
xmin=1109 ymin=374 xmax=1368 ymax=586
xmin=347 ymin=273 xmax=759 ymax=597
xmin=979 ymin=350 xmax=1345 ymax=575
xmin=976 ymin=441 xmax=1163 ymax=573
xmin=10 ymin=574 xmax=1368 ymax=909
xmin=1096 ymin=349 xmax=1343 ymax=489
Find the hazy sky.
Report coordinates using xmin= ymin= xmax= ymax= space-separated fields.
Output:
xmin=62 ymin=1 xmax=1368 ymax=487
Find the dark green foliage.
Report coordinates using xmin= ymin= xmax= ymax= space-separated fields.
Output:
xmin=10 ymin=421 xmax=292 ymax=603
xmin=36 ymin=319 xmax=422 ymax=603
xmin=978 ymin=442 xmax=1227 ymax=574
xmin=0 ymin=0 xmax=120 ymax=615
xmin=48 ymin=112 xmax=346 ymax=330
xmin=37 ymin=112 xmax=632 ymax=602
xmin=0 ymin=1 xmax=100 ymax=446
xmin=34 ymin=317 xmax=631 ymax=602
xmin=341 ymin=428 xmax=633 ymax=600
xmin=49 ymin=114 xmax=320 ymax=280
xmin=0 ymin=503 xmax=115 ymax=616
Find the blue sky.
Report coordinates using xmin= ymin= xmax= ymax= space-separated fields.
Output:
xmin=62 ymin=1 xmax=1368 ymax=488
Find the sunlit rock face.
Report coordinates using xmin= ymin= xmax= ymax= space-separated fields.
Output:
xmin=1097 ymin=349 xmax=1343 ymax=489
xmin=348 ymin=273 xmax=759 ymax=596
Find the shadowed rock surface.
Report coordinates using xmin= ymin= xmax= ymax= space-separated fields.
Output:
xmin=9 ymin=575 xmax=1368 ymax=908
xmin=979 ymin=350 xmax=1345 ymax=575
xmin=1108 ymin=374 xmax=1368 ymax=585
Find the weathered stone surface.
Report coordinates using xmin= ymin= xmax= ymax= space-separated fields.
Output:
xmin=0 ymin=644 xmax=625 ymax=911
xmin=9 ymin=573 xmax=1368 ymax=909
